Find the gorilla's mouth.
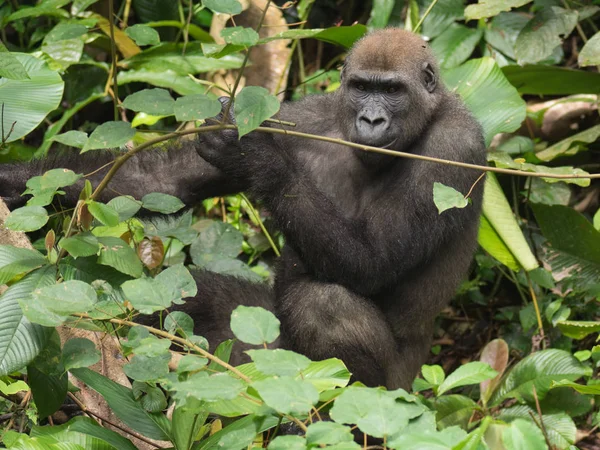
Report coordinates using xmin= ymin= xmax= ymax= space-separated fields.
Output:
xmin=380 ymin=138 xmax=398 ymax=149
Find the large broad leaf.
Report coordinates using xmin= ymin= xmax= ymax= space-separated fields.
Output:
xmin=515 ymin=6 xmax=578 ymax=65
xmin=70 ymin=368 xmax=171 ymax=441
xmin=443 ymin=57 xmax=526 ymax=146
xmin=0 ymin=246 xmax=46 ymax=284
xmin=465 ymin=0 xmax=533 ymax=20
xmin=502 ymin=65 xmax=600 ymax=95
xmin=579 ymin=31 xmax=600 ymax=67
xmin=0 ymin=53 xmax=64 ymax=143
xmin=490 ymin=349 xmax=592 ymax=405
xmin=430 ymin=24 xmax=483 ymax=69
xmin=0 ymin=266 xmax=55 ymax=375
xmin=531 ymin=204 xmax=600 ymax=288
xmin=479 ymin=173 xmax=539 ymax=271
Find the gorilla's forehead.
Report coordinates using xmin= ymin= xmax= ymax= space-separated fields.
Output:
xmin=349 ymin=28 xmax=434 ymax=72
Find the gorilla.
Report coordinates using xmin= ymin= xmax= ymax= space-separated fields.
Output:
xmin=0 ymin=29 xmax=486 ymax=389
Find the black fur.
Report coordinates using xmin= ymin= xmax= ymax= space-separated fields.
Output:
xmin=0 ymin=29 xmax=486 ymax=389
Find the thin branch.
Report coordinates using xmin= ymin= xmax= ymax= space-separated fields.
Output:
xmin=73 ymin=313 xmax=252 ymax=383
xmin=67 ymin=392 xmax=165 ymax=449
xmin=108 ymin=0 xmax=120 ymax=121
xmin=90 ymin=124 xmax=599 ymax=201
xmin=240 ymin=193 xmax=281 ymax=257
xmin=222 ymin=0 xmax=272 ymax=120
xmin=413 ymin=0 xmax=440 ymax=33
xmin=465 ymin=172 xmax=486 ymax=199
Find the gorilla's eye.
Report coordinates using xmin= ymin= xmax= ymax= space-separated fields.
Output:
xmin=357 ymin=84 xmax=365 ymax=91
xmin=387 ymin=87 xmax=397 ymax=94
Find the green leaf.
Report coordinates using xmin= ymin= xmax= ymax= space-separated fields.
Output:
xmin=45 ymin=22 xmax=89 ymax=42
xmin=478 ymin=215 xmax=520 ymax=271
xmin=0 ymin=42 xmax=29 ymax=80
xmin=306 ymin=421 xmax=353 ymax=446
xmin=422 ymin=364 xmax=445 ymax=387
xmin=550 ymin=379 xmax=600 ymax=395
xmin=368 ymin=0 xmax=395 ymax=28
xmin=4 ymin=206 xmax=49 ymax=232
xmin=202 ymin=0 xmax=243 ymax=15
xmin=107 ymin=195 xmax=142 ymax=221
xmin=234 ymin=86 xmax=280 ymax=137
xmin=330 ymin=387 xmax=414 ymax=438
xmin=430 ymin=24 xmax=482 ymax=69
xmin=177 ymin=354 xmax=208 ymax=373
xmin=502 ymin=65 xmax=600 ymax=95
xmin=174 ymin=94 xmax=222 ymax=121
xmin=122 ymin=88 xmax=174 ymax=116
xmin=0 ymin=53 xmax=65 ymax=142
xmin=536 ymin=124 xmax=600 ymax=162
xmin=62 ymin=416 xmax=138 ymax=450
xmin=556 ymin=321 xmax=600 ymax=340
xmin=253 ymin=376 xmax=318 ymax=415
xmin=0 ymin=266 xmax=54 ymax=376
xmin=433 ymin=182 xmax=468 ymax=214
xmin=28 ymin=364 xmax=67 ymax=419
xmin=465 ymin=0 xmax=533 ymax=20
xmin=438 ymin=362 xmax=497 ymax=395
xmin=23 ymin=280 xmax=97 ymax=327
xmin=221 ymin=26 xmax=259 ymax=46
xmin=59 ymin=233 xmax=100 ymax=258
xmin=170 ymin=372 xmax=245 ymax=404
xmin=480 ymin=173 xmax=539 ymax=271
xmin=435 ymin=395 xmax=478 ymax=430
xmin=125 ymin=24 xmax=160 ymax=46
xmin=259 ymin=25 xmax=367 ymax=49
xmin=123 ymin=353 xmax=170 ymax=382
xmin=133 ymin=381 xmax=167 ymax=412
xmin=70 ymin=367 xmax=170 ymax=440
xmin=490 ymin=349 xmax=592 ymax=405
xmin=97 ymin=236 xmax=143 ymax=278
xmin=81 ymin=121 xmax=135 ymax=153
xmin=7 ymin=0 xmax=70 ymax=21
xmin=41 ymin=37 xmax=84 ymax=69
xmin=0 ymin=379 xmax=29 ymax=395
xmin=50 ymin=130 xmax=88 ymax=148
xmin=88 ymin=201 xmax=120 ymax=227
xmin=141 ymin=192 xmax=185 ymax=214
xmin=247 ymin=349 xmax=311 ymax=377
xmin=515 ymin=6 xmax=578 ymax=65
xmin=443 ymin=57 xmax=526 ymax=146
xmin=190 ymin=221 xmax=243 ymax=263
xmin=230 ymin=305 xmax=280 ymax=345
xmin=579 ymin=31 xmax=600 ymax=66
xmin=0 ymin=246 xmax=46 ymax=284
xmin=121 ymin=278 xmax=172 ymax=314
xmin=155 ymin=264 xmax=198 ymax=300
xmin=62 ymin=338 xmax=100 ymax=371
xmin=268 ymin=435 xmax=307 ymax=450
xmin=118 ymin=68 xmax=208 ymax=95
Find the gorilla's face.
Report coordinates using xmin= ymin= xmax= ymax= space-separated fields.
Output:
xmin=339 ymin=63 xmax=439 ymax=154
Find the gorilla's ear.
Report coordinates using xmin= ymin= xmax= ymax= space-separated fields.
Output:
xmin=340 ymin=62 xmax=347 ymax=80
xmin=423 ymin=63 xmax=436 ymax=93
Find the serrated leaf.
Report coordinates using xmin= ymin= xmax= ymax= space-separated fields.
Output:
xmin=122 ymin=88 xmax=174 ymax=116
xmin=234 ymin=86 xmax=280 ymax=137
xmin=230 ymin=305 xmax=280 ymax=345
xmin=465 ymin=0 xmax=532 ymax=20
xmin=107 ymin=195 xmax=142 ymax=221
xmin=556 ymin=320 xmax=600 ymax=340
xmin=155 ymin=264 xmax=198 ymax=300
xmin=82 ymin=121 xmax=135 ymax=153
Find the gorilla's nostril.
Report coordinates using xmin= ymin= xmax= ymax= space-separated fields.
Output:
xmin=372 ymin=118 xmax=386 ymax=127
xmin=360 ymin=116 xmax=386 ymax=127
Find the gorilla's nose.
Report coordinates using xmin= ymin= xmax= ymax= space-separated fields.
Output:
xmin=356 ymin=109 xmax=389 ymax=140
xmin=359 ymin=114 xmax=387 ymax=128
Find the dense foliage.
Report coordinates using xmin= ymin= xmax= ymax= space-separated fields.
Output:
xmin=0 ymin=0 xmax=600 ymax=449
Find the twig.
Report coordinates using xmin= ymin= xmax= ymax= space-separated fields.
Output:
xmin=67 ymin=392 xmax=165 ymax=449
xmin=413 ymin=0 xmax=440 ymax=33
xmin=240 ymin=193 xmax=280 ymax=257
xmin=465 ymin=172 xmax=486 ymax=199
xmin=530 ymin=386 xmax=553 ymax=449
xmin=222 ymin=0 xmax=272 ymax=120
xmin=73 ymin=313 xmax=252 ymax=383
xmin=108 ymin=0 xmax=120 ymax=121
xmin=525 ymin=271 xmax=545 ymax=345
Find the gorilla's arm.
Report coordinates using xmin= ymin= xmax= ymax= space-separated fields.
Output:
xmin=0 ymin=138 xmax=248 ymax=210
xmin=197 ymin=99 xmax=485 ymax=296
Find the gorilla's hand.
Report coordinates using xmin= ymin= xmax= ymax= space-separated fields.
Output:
xmin=196 ymin=97 xmax=283 ymax=184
